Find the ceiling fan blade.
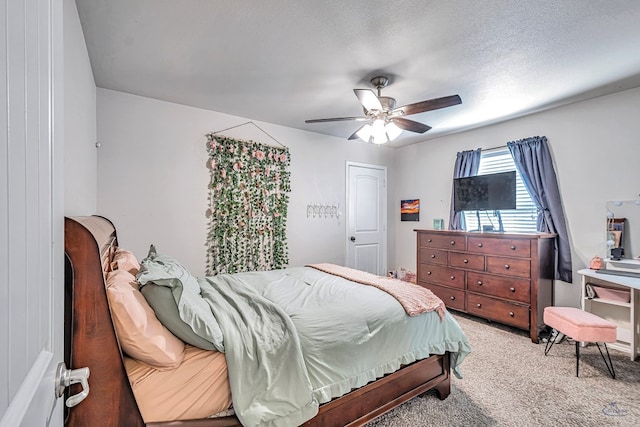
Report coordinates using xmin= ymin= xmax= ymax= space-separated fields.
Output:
xmin=391 ymin=117 xmax=432 ymax=133
xmin=393 ymin=95 xmax=462 ymax=116
xmin=305 ymin=116 xmax=368 ymax=123
xmin=354 ymin=89 xmax=383 ymax=111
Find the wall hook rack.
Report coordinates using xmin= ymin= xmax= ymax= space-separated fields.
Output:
xmin=307 ymin=202 xmax=340 ymax=219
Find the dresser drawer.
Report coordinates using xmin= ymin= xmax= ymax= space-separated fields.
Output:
xmin=467 ymin=294 xmax=530 ymax=330
xmin=467 ymin=237 xmax=531 ymax=257
xmin=423 ymin=283 xmax=465 ymax=311
xmin=486 ymin=256 xmax=531 ymax=278
xmin=418 ymin=233 xmax=466 ymax=251
xmin=418 ymin=248 xmax=448 ymax=266
xmin=417 ymin=265 xmax=464 ymax=289
xmin=467 ymin=272 xmax=531 ymax=304
xmin=450 ymin=252 xmax=485 ymax=271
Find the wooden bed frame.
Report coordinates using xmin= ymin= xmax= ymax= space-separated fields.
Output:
xmin=64 ymin=216 xmax=451 ymax=427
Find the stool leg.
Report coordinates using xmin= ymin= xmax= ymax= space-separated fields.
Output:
xmin=575 ymin=341 xmax=580 ymax=377
xmin=544 ymin=329 xmax=557 ymax=356
xmin=596 ymin=343 xmax=616 ymax=379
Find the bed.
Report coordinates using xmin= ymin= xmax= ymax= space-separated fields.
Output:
xmin=64 ymin=215 xmax=470 ymax=426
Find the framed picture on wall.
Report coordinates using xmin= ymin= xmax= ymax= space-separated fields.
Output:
xmin=401 ymin=199 xmax=420 ymax=221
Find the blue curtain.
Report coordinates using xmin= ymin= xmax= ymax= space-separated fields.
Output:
xmin=449 ymin=149 xmax=481 ymax=230
xmin=507 ymin=136 xmax=572 ymax=282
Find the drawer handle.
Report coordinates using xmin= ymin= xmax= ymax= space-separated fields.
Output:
xmin=510 ymin=287 xmax=516 ymax=292
xmin=427 ymin=271 xmax=432 ymax=275
xmin=431 ymin=254 xmax=436 ymax=258
xmin=427 ymin=238 xmax=432 ymax=243
xmin=450 ymin=241 xmax=455 ymax=246
xmin=504 ymin=264 xmax=510 ymax=270
xmin=510 ymin=245 xmax=516 ymax=250
xmin=476 ymin=303 xmax=482 ymax=308
xmin=477 ymin=243 xmax=483 ymax=248
xmin=450 ymin=296 xmax=456 ymax=301
xmin=509 ymin=311 xmax=514 ymax=317
xmin=463 ymin=259 xmax=469 ymax=263
xmin=477 ymin=281 xmax=483 ymax=286
xmin=450 ymin=275 xmax=455 ymax=280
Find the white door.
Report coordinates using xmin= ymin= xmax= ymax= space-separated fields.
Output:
xmin=346 ymin=162 xmax=387 ymax=276
xmin=0 ymin=0 xmax=64 ymax=426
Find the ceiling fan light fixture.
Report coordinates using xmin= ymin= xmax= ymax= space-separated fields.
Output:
xmin=372 ymin=134 xmax=387 ymax=145
xmin=371 ymin=119 xmax=387 ymax=145
xmin=385 ymin=121 xmax=403 ymax=141
xmin=357 ymin=119 xmax=404 ymax=144
xmin=356 ymin=124 xmax=373 ymax=141
xmin=372 ymin=118 xmax=385 ymax=132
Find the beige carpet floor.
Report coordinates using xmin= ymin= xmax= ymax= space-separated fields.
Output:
xmin=367 ymin=312 xmax=639 ymax=426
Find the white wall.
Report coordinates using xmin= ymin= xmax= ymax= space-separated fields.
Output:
xmin=63 ymin=0 xmax=97 ymax=215
xmin=392 ymin=87 xmax=640 ymax=307
xmin=94 ymin=84 xmax=640 ymax=306
xmin=96 ymin=89 xmax=395 ymax=276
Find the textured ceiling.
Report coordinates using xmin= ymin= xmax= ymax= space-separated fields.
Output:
xmin=75 ymin=0 xmax=640 ymax=148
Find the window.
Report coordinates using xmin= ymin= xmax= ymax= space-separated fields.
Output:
xmin=461 ymin=148 xmax=538 ymax=233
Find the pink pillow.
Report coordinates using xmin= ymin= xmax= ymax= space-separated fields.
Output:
xmin=106 ymin=269 xmax=185 ymax=370
xmin=111 ymin=248 xmax=141 ymax=275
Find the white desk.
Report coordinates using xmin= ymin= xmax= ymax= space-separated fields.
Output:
xmin=579 ymin=268 xmax=640 ymax=360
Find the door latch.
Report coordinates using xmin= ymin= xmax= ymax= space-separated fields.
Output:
xmin=55 ymin=362 xmax=90 ymax=407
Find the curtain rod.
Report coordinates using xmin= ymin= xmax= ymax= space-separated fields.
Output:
xmin=212 ymin=121 xmax=287 ymax=149
xmin=483 ymin=144 xmax=507 ymax=152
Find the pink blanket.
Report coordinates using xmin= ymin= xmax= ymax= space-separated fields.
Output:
xmin=307 ymin=263 xmax=445 ymax=320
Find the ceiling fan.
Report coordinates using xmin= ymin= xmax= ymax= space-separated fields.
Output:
xmin=305 ymin=76 xmax=462 ymax=144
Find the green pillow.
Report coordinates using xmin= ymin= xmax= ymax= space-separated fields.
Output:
xmin=137 ymin=245 xmax=225 ymax=352
xmin=141 ymin=284 xmax=217 ymax=350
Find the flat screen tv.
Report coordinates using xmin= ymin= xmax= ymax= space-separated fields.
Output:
xmin=453 ymin=171 xmax=517 ymax=212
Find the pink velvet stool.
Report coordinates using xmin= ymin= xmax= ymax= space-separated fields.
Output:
xmin=543 ymin=306 xmax=616 ymax=378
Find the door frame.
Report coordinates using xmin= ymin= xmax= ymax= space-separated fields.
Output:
xmin=345 ymin=161 xmax=388 ymax=275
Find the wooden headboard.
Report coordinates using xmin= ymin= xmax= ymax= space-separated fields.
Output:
xmin=64 ymin=216 xmax=146 ymax=426
xmin=65 ymin=216 xmax=243 ymax=426
xmin=64 ymin=215 xmax=451 ymax=427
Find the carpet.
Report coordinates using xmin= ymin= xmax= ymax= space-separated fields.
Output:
xmin=366 ymin=312 xmax=639 ymax=426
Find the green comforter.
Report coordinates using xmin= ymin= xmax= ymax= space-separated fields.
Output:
xmin=193 ymin=267 xmax=471 ymax=427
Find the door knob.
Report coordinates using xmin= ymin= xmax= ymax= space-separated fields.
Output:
xmin=55 ymin=362 xmax=90 ymax=408
xmin=350 ymin=236 xmax=356 ymax=242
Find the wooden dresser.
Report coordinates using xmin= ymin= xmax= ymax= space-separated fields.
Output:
xmin=415 ymin=229 xmax=555 ymax=342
